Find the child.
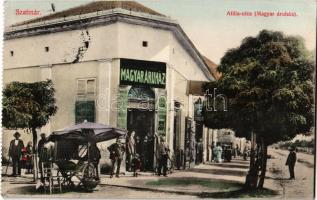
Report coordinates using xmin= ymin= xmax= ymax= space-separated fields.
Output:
xmin=25 ymin=142 xmax=34 ymax=174
xmin=21 ymin=147 xmax=28 ymax=174
xmin=132 ymin=154 xmax=141 ymax=177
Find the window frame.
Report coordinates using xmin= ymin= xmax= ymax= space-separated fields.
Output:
xmin=76 ymin=78 xmax=96 ymax=96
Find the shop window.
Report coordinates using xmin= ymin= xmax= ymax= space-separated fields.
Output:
xmin=142 ymin=41 xmax=148 ymax=47
xmin=75 ymin=101 xmax=95 ymax=123
xmin=77 ymin=78 xmax=96 ymax=96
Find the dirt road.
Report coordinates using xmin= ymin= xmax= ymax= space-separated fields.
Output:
xmin=265 ymin=147 xmax=314 ymax=199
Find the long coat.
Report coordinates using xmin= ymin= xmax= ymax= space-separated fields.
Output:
xmin=126 ymin=137 xmax=136 ymax=155
xmin=9 ymin=139 xmax=24 ymax=159
xmin=286 ymin=151 xmax=297 ymax=166
xmin=108 ymin=143 xmax=125 ymax=160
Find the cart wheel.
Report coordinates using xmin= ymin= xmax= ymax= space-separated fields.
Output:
xmin=82 ymin=163 xmax=96 ymax=179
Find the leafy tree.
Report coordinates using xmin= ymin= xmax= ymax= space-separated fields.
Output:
xmin=3 ymin=79 xmax=57 ymax=178
xmin=203 ymin=30 xmax=314 ymax=189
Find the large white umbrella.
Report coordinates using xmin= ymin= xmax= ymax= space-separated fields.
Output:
xmin=48 ymin=121 xmax=127 ymax=143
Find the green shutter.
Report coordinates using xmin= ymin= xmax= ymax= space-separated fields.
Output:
xmin=75 ymin=101 xmax=95 ymax=124
xmin=117 ymin=87 xmax=128 ymax=129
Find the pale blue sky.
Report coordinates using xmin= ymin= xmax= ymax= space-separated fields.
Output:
xmin=4 ymin=0 xmax=316 ymax=63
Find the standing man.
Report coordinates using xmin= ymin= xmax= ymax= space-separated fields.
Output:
xmin=37 ymin=133 xmax=47 ymax=180
xmin=196 ymin=138 xmax=203 ymax=164
xmin=210 ymin=142 xmax=215 ymax=162
xmin=108 ymin=138 xmax=125 ymax=178
xmin=285 ymin=146 xmax=297 ymax=179
xmin=9 ymin=132 xmax=24 ymax=176
xmin=141 ymin=136 xmax=149 ymax=171
xmin=157 ymin=136 xmax=169 ymax=177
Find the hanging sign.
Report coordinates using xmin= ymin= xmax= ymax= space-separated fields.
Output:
xmin=120 ymin=58 xmax=166 ymax=89
xmin=157 ymin=95 xmax=167 ymax=136
xmin=194 ymin=98 xmax=204 ymax=121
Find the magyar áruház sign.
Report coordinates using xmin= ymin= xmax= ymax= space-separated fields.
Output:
xmin=120 ymin=59 xmax=166 ymax=89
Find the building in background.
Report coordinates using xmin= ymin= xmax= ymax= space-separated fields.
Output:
xmin=3 ymin=1 xmax=219 ymax=170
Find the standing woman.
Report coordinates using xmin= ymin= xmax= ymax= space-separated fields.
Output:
xmin=126 ymin=131 xmax=136 ymax=171
xmin=25 ymin=141 xmax=34 ymax=174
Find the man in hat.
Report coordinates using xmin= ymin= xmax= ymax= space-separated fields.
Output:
xmin=285 ymin=146 xmax=297 ymax=179
xmin=9 ymin=132 xmax=24 ymax=176
xmin=108 ymin=137 xmax=125 ymax=178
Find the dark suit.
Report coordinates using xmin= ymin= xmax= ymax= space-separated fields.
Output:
xmin=286 ymin=151 xmax=297 ymax=179
xmin=9 ymin=139 xmax=24 ymax=175
xmin=108 ymin=143 xmax=125 ymax=177
xmin=157 ymin=142 xmax=169 ymax=176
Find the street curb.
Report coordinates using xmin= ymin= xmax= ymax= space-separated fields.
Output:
xmin=99 ymin=183 xmax=198 ymax=196
xmin=99 ymin=183 xmax=239 ymax=197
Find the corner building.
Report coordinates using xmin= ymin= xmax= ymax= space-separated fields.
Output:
xmin=3 ymin=1 xmax=218 ymax=170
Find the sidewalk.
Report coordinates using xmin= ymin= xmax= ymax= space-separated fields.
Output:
xmin=2 ymin=157 xmax=281 ymax=198
xmin=100 ymin=158 xmax=250 ymax=196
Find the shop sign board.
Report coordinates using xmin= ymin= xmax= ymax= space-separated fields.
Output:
xmin=120 ymin=58 xmax=166 ymax=89
xmin=194 ymin=100 xmax=203 ymax=121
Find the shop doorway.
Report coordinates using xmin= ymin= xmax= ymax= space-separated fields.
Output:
xmin=127 ymin=86 xmax=155 ymax=171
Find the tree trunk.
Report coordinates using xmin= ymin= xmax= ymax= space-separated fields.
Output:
xmin=32 ymin=128 xmax=38 ymax=181
xmin=250 ymin=131 xmax=256 ymax=167
xmin=245 ymin=131 xmax=258 ymax=189
xmin=258 ymin=139 xmax=268 ymax=189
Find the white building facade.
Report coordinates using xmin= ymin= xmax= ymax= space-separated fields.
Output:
xmin=3 ymin=2 xmax=217 ymax=169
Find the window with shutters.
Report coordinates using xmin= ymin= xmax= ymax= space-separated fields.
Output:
xmin=86 ymin=79 xmax=95 ymax=94
xmin=76 ymin=78 xmax=96 ymax=96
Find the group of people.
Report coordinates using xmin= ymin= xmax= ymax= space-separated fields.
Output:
xmin=126 ymin=131 xmax=156 ymax=173
xmin=211 ymin=143 xmax=234 ymax=163
xmin=107 ymin=131 xmax=171 ymax=178
xmin=211 ymin=143 xmax=247 ymax=163
xmin=8 ymin=131 xmax=52 ymax=178
xmin=8 ymin=130 xmax=298 ymax=182
xmin=8 ymin=132 xmax=34 ymax=176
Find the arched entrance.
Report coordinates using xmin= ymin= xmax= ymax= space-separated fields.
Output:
xmin=127 ymin=86 xmax=155 ymax=171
